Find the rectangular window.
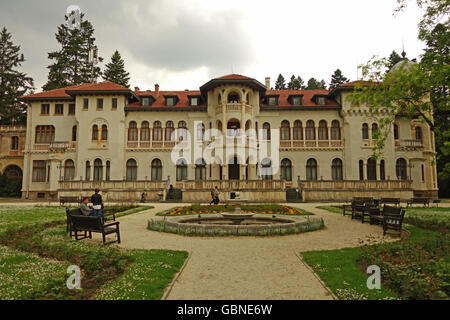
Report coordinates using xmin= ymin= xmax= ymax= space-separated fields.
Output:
xmin=55 ymin=104 xmax=64 ymax=115
xmin=317 ymin=97 xmax=326 ymax=105
xmin=292 ymin=97 xmax=302 ymax=105
xmin=190 ymin=97 xmax=198 ymax=106
xmin=11 ymin=136 xmax=19 ymax=150
xmin=41 ymin=104 xmax=50 ymax=115
xmin=166 ymin=97 xmax=175 ymax=106
xmin=68 ymin=104 xmax=75 ymax=115
xmin=83 ymin=98 xmax=89 ymax=110
xmin=112 ymin=98 xmax=118 ymax=109
xmin=142 ymin=97 xmax=150 ymax=106
xmin=97 ymin=98 xmax=103 ymax=109
xmin=32 ymin=160 xmax=46 ymax=182
xmin=268 ymin=97 xmax=277 ymax=106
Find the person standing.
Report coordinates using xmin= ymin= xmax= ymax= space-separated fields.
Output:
xmin=90 ymin=188 xmax=105 ymax=219
xmin=209 ymin=187 xmax=215 ymax=205
xmin=213 ymin=186 xmax=220 ymax=205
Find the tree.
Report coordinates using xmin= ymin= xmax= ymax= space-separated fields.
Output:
xmin=0 ymin=27 xmax=34 ymax=125
xmin=102 ymin=50 xmax=130 ymax=88
xmin=306 ymin=77 xmax=327 ymax=90
xmin=287 ymin=75 xmax=305 ymax=90
xmin=387 ymin=50 xmax=403 ymax=71
xmin=329 ymin=69 xmax=349 ymax=88
xmin=349 ymin=0 xmax=450 ymax=196
xmin=274 ymin=74 xmax=286 ymax=90
xmin=43 ymin=12 xmax=103 ymax=90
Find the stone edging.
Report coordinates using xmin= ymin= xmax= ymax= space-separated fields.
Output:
xmin=162 ymin=251 xmax=192 ymax=300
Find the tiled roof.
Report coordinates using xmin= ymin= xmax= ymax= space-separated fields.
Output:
xmin=127 ymin=90 xmax=205 ymax=108
xmin=263 ymin=89 xmax=338 ymax=107
xmin=21 ymin=81 xmax=130 ymax=100
xmin=215 ymin=74 xmax=252 ymax=80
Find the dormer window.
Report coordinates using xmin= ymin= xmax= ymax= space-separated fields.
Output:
xmin=189 ymin=96 xmax=200 ymax=106
xmin=164 ymin=96 xmax=178 ymax=106
xmin=267 ymin=96 xmax=278 ymax=106
xmin=142 ymin=97 xmax=150 ymax=106
xmin=288 ymin=94 xmax=303 ymax=106
xmin=316 ymin=96 xmax=327 ymax=105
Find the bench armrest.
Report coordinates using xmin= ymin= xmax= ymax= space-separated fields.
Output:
xmin=104 ymin=222 xmax=119 ymax=228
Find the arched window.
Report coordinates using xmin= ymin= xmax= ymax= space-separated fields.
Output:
xmin=371 ymin=123 xmax=378 ymax=139
xmin=92 ymin=125 xmax=98 ymax=141
xmin=106 ymin=161 xmax=111 ymax=181
xmin=85 ymin=161 xmax=91 ymax=181
xmin=35 ymin=125 xmax=55 ymax=143
xmin=64 ymin=159 xmax=75 ymax=181
xmin=176 ymin=158 xmax=187 ymax=181
xmin=153 ymin=121 xmax=162 ymax=141
xmin=94 ymin=159 xmax=103 ymax=181
xmin=165 ymin=121 xmax=174 ymax=141
xmin=151 ymin=159 xmax=162 ymax=181
xmin=261 ymin=158 xmax=272 ymax=180
xmin=293 ymin=120 xmax=303 ymax=140
xmin=394 ymin=124 xmax=399 ymax=140
xmin=306 ymin=159 xmax=318 ymax=181
xmin=396 ymin=158 xmax=407 ymax=180
xmin=126 ymin=159 xmax=137 ymax=181
xmin=227 ymin=92 xmax=239 ymax=103
xmin=362 ymin=123 xmax=369 ymax=139
xmin=318 ymin=120 xmax=328 ymax=140
xmin=141 ymin=121 xmax=150 ymax=141
xmin=227 ymin=120 xmax=240 ymax=136
xmin=195 ymin=158 xmax=206 ymax=180
xmin=128 ymin=121 xmax=138 ymax=141
xmin=421 ymin=164 xmax=425 ymax=182
xmin=217 ymin=120 xmax=223 ymax=133
xmin=331 ymin=120 xmax=341 ymax=140
xmin=281 ymin=158 xmax=292 ymax=181
xmin=380 ymin=160 xmax=385 ymax=180
xmin=262 ymin=122 xmax=271 ymax=140
xmin=10 ymin=136 xmax=19 ymax=150
xmin=367 ymin=158 xmax=377 ymax=180
xmin=280 ymin=120 xmax=290 ymax=141
xmin=101 ymin=125 xmax=108 ymax=141
xmin=359 ymin=160 xmax=364 ymax=180
xmin=415 ymin=126 xmax=422 ymax=142
xmin=197 ymin=123 xmax=205 ymax=141
xmin=72 ymin=126 xmax=77 ymax=142
xmin=306 ymin=120 xmax=315 ymax=140
xmin=178 ymin=121 xmax=187 ymax=141
xmin=331 ymin=158 xmax=343 ymax=181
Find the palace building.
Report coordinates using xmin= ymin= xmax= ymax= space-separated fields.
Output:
xmin=19 ymin=74 xmax=438 ymax=201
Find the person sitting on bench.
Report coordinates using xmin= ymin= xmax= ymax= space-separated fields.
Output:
xmin=80 ymin=196 xmax=107 ymax=221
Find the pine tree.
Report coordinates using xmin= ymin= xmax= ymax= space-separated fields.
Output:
xmin=287 ymin=75 xmax=305 ymax=90
xmin=329 ymin=69 xmax=349 ymax=88
xmin=274 ymin=74 xmax=286 ymax=90
xmin=0 ymin=27 xmax=34 ymax=125
xmin=43 ymin=13 xmax=103 ymax=90
xmin=306 ymin=77 xmax=327 ymax=90
xmin=387 ymin=50 xmax=403 ymax=71
xmin=102 ymin=50 xmax=130 ymax=88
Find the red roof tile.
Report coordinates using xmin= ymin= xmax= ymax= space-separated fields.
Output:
xmin=128 ymin=90 xmax=205 ymax=108
xmin=215 ymin=74 xmax=252 ymax=80
xmin=263 ymin=89 xmax=338 ymax=107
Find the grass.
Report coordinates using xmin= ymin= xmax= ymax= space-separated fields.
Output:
xmin=304 ymin=206 xmax=450 ymax=300
xmin=158 ymin=204 xmax=314 ymax=216
xmin=0 ymin=206 xmax=187 ymax=300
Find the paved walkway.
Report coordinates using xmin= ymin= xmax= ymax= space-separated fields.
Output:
xmin=95 ymin=203 xmax=394 ymax=300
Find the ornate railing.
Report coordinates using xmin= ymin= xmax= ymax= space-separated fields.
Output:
xmin=301 ymin=180 xmax=412 ymax=190
xmin=59 ymin=180 xmax=168 ymax=190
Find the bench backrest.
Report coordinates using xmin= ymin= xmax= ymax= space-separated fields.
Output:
xmin=411 ymin=197 xmax=429 ymax=203
xmin=70 ymin=215 xmax=103 ymax=232
xmin=354 ymin=197 xmax=373 ymax=202
xmin=383 ymin=208 xmax=405 ymax=227
xmin=382 ymin=205 xmax=402 ymax=215
xmin=381 ymin=198 xmax=400 ymax=203
xmin=66 ymin=208 xmax=83 ymax=216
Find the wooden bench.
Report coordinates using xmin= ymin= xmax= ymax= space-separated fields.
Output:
xmin=407 ymin=197 xmax=430 ymax=207
xmin=60 ymin=196 xmax=80 ymax=206
xmin=369 ymin=205 xmax=405 ymax=236
xmin=342 ymin=199 xmax=364 ymax=216
xmin=69 ymin=215 xmax=120 ymax=244
xmin=380 ymin=198 xmax=400 ymax=206
xmin=432 ymin=199 xmax=441 ymax=207
xmin=66 ymin=208 xmax=88 ymax=239
xmin=369 ymin=205 xmax=401 ymax=225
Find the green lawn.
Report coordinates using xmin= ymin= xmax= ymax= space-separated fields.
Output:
xmin=0 ymin=206 xmax=187 ymax=300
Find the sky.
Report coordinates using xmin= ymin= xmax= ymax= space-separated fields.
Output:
xmin=0 ymin=0 xmax=425 ymax=92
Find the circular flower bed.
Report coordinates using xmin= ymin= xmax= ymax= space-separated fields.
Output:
xmin=161 ymin=205 xmax=309 ymax=216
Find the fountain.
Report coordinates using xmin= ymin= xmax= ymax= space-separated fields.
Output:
xmin=220 ymin=191 xmax=254 ymax=225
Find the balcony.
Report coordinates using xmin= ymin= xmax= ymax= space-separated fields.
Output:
xmin=395 ymin=139 xmax=423 ymax=151
xmin=215 ymin=103 xmax=253 ymax=115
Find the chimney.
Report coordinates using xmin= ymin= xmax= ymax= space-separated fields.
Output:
xmin=265 ymin=77 xmax=270 ymax=90
xmin=134 ymin=86 xmax=140 ymax=94
xmin=155 ymin=84 xmax=160 ymax=97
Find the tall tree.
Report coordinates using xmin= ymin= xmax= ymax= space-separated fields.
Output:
xmin=329 ymin=69 xmax=349 ymax=88
xmin=102 ymin=50 xmax=130 ymax=88
xmin=387 ymin=50 xmax=403 ymax=71
xmin=306 ymin=77 xmax=327 ymax=90
xmin=43 ymin=12 xmax=103 ymax=90
xmin=349 ymin=0 xmax=450 ymax=196
xmin=0 ymin=27 xmax=34 ymax=125
xmin=274 ymin=74 xmax=286 ymax=90
xmin=287 ymin=75 xmax=305 ymax=90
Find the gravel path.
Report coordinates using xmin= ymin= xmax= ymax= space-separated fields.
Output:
xmin=103 ymin=203 xmax=393 ymax=300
